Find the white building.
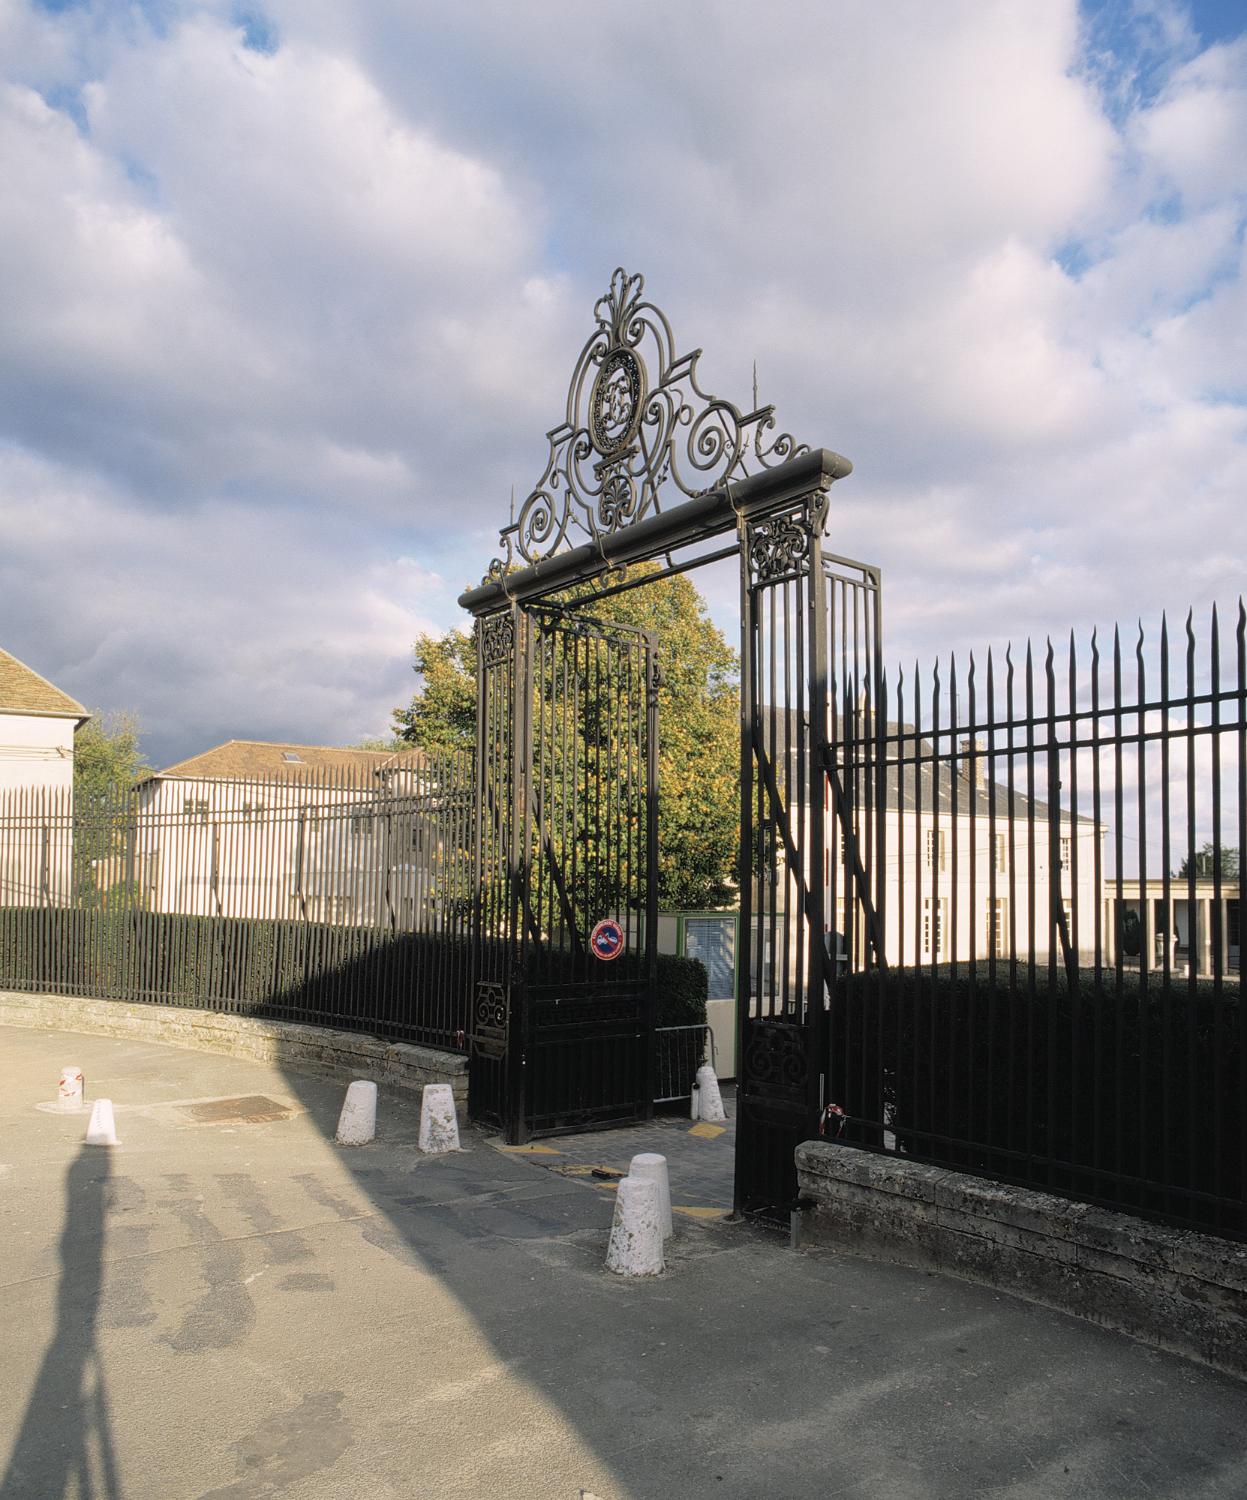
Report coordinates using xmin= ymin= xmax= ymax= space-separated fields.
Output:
xmin=756 ymin=725 xmax=1104 ymax=984
xmin=0 ymin=646 xmax=90 ymax=904
xmin=133 ymin=740 xmax=442 ymax=926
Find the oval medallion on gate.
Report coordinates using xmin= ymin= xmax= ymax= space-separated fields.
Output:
xmin=589 ymin=347 xmax=644 ymax=458
xmin=589 ymin=918 xmax=626 ymax=962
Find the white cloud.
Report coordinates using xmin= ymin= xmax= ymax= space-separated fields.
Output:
xmin=0 ymin=0 xmax=1244 ymax=765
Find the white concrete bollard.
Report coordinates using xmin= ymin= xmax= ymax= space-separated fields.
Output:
xmin=335 ymin=1080 xmax=377 ymax=1146
xmin=605 ymin=1175 xmax=665 ymax=1276
xmin=418 ymin=1083 xmax=460 ymax=1154
xmin=58 ymin=1066 xmax=84 ymax=1111
xmin=695 ymin=1063 xmax=726 ymax=1123
xmin=629 ymin=1152 xmax=672 ymax=1239
xmin=85 ymin=1098 xmax=118 ymax=1146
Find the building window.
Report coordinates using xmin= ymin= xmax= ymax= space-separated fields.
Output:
xmin=184 ymin=798 xmax=209 ymax=824
xmin=351 ymin=812 xmax=372 ymax=840
xmin=241 ymin=801 xmax=265 ymax=824
xmin=986 ymin=897 xmax=1008 ymax=959
xmin=923 ymin=897 xmax=947 ymax=958
xmin=925 ymin=828 xmax=945 ymax=872
xmin=684 ymin=916 xmax=737 ymax=1001
xmin=1060 ymin=836 xmax=1071 ymax=872
xmin=995 ymin=832 xmax=1008 ymax=874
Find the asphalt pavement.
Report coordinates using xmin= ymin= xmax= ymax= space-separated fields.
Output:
xmin=2 ymin=1024 xmax=1246 ymax=1499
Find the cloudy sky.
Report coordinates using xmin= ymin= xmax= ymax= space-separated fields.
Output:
xmin=1 ymin=0 xmax=1244 ymax=769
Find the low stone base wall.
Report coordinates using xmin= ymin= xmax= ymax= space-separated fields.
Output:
xmin=795 ymin=1141 xmax=1247 ymax=1380
xmin=0 ymin=990 xmax=468 ymax=1118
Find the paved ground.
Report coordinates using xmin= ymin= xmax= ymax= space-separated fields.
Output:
xmin=2 ymin=1027 xmax=1247 ymax=1500
xmin=497 ymin=1091 xmax=735 ymax=1220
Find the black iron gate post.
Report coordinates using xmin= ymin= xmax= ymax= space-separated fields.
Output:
xmin=734 ymin=479 xmax=836 ymax=1216
xmin=644 ymin=628 xmax=660 ymax=1115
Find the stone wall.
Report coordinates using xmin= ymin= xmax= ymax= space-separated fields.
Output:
xmin=796 ymin=1140 xmax=1247 ymax=1380
xmin=0 ymin=990 xmax=467 ymax=1117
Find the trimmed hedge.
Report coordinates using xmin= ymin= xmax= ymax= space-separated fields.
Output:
xmin=0 ymin=905 xmax=707 ymax=1057
xmin=830 ymin=964 xmax=1243 ymax=1235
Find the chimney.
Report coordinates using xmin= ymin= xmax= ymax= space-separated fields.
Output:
xmin=960 ymin=737 xmax=986 ymax=791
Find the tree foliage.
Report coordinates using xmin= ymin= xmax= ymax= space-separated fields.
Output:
xmin=74 ymin=710 xmax=148 ymax=811
xmin=72 ymin=710 xmax=149 ymax=906
xmin=393 ymin=630 xmax=477 ymax=754
xmin=393 ymin=566 xmax=739 ymax=909
xmin=1175 ymin=842 xmax=1241 ymax=881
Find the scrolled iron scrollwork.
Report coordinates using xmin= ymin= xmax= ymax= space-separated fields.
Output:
xmin=478 ymin=611 xmax=515 ymax=668
xmin=744 ymin=1021 xmax=809 ymax=1098
xmin=746 ymin=487 xmax=831 ymax=586
xmin=485 ymin=267 xmax=809 ymax=578
xmin=472 ymin=981 xmax=508 ymax=1059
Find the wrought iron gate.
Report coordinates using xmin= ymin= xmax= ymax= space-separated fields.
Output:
xmin=459 ymin=266 xmax=859 ymax=1197
xmin=736 ymin=507 xmax=885 ymax=1218
xmin=469 ymin=602 xmax=659 ymax=1142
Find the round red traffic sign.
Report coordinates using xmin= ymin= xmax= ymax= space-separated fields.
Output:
xmin=589 ymin=918 xmax=626 ymax=961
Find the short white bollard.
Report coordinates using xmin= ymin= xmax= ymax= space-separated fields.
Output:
xmin=85 ymin=1098 xmax=118 ymax=1147
xmin=58 ymin=1066 xmax=84 ymax=1111
xmin=605 ymin=1175 xmax=664 ymax=1276
xmin=695 ymin=1063 xmax=726 ymax=1123
xmin=418 ymin=1083 xmax=460 ymax=1154
xmin=629 ymin=1152 xmax=672 ymax=1239
xmin=335 ymin=1080 xmax=377 ymax=1146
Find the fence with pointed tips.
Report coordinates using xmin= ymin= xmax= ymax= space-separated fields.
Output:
xmin=0 ymin=752 xmax=476 ymax=1049
xmin=828 ymin=601 xmax=1245 ymax=1238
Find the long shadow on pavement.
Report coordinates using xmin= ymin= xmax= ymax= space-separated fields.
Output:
xmin=267 ymin=1062 xmax=1247 ymax=1500
xmin=1 ymin=1145 xmax=122 ymax=1500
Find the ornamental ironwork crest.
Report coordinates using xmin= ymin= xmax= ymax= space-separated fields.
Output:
xmin=488 ymin=267 xmax=808 ymax=579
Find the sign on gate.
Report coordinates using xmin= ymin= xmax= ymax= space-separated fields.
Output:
xmin=589 ymin=918 xmax=626 ymax=962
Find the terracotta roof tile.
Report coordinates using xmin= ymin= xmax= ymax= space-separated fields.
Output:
xmin=149 ymin=740 xmax=428 ymax=784
xmin=0 ymin=648 xmax=89 ymax=719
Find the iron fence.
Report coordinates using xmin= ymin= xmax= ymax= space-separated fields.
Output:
xmin=0 ymin=752 xmax=476 ymax=1049
xmin=829 ymin=602 xmax=1246 ymax=1239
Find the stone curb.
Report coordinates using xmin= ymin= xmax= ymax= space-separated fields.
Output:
xmin=795 ymin=1140 xmax=1247 ymax=1381
xmin=0 ymin=990 xmax=467 ymax=1119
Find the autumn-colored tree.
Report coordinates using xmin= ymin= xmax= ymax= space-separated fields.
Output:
xmin=392 ymin=629 xmax=477 ymax=754
xmin=393 ymin=566 xmax=739 ymax=909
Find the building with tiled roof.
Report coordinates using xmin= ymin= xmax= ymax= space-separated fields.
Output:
xmin=145 ymin=740 xmax=423 ymax=786
xmin=0 ymin=646 xmax=90 ymax=800
xmin=134 ymin=739 xmax=439 ymax=925
xmin=0 ymin=647 xmax=90 ymax=902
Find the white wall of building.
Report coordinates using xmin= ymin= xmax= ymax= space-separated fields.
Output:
xmin=0 ymin=712 xmax=78 ymax=905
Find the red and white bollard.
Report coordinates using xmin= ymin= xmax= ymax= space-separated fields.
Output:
xmin=58 ymin=1066 xmax=84 ymax=1111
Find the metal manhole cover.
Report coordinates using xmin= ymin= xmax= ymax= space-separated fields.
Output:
xmin=178 ymin=1095 xmax=293 ymax=1125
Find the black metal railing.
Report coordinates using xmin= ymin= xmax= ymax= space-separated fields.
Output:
xmin=0 ymin=752 xmax=476 ymax=1050
xmin=828 ymin=602 xmax=1246 ymax=1239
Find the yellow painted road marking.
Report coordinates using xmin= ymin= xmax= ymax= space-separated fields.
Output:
xmin=674 ymin=1206 xmax=730 ymax=1220
xmin=498 ymin=1144 xmax=564 ymax=1155
xmin=688 ymin=1122 xmax=725 ymax=1140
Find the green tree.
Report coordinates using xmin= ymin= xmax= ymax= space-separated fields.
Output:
xmin=74 ymin=710 xmax=148 ymax=811
xmin=1175 ymin=842 xmax=1240 ymax=881
xmin=393 ymin=567 xmax=739 ymax=909
xmin=393 ymin=630 xmax=477 ymax=753
xmin=72 ymin=710 xmax=149 ymax=906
